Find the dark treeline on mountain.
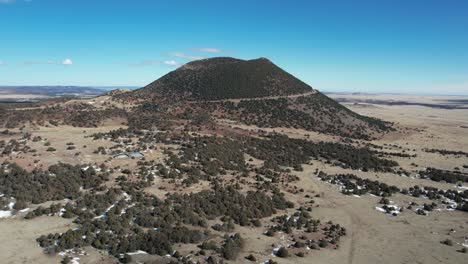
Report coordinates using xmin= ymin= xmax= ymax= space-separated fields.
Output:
xmin=317 ymin=172 xmax=400 ymax=197
xmin=178 ymin=136 xmax=247 ymax=174
xmin=244 ymin=134 xmax=398 ymax=172
xmin=195 ymin=93 xmax=391 ymax=139
xmin=152 ymin=133 xmax=398 ymax=187
xmin=419 ymin=168 xmax=468 ymax=183
xmin=0 ymin=163 xmax=108 ymax=204
xmin=91 ymin=128 xmax=398 ymax=177
xmin=317 ymin=171 xmax=468 ymax=213
xmin=66 ymin=108 xmax=127 ymax=127
xmin=295 ymin=93 xmax=391 ymax=131
xmin=266 ymin=211 xmax=318 ymax=235
xmin=423 ymin=148 xmax=468 ymax=157
xmin=169 ymin=184 xmax=292 ymax=226
xmin=129 ymin=57 xmax=312 ymax=101
xmin=0 ymin=138 xmax=31 ymax=156
xmin=265 ymin=210 xmax=346 ymax=250
xmin=220 ymin=233 xmax=245 ymax=260
xmin=91 ymin=127 xmax=132 ymax=140
xmin=29 ymin=171 xmax=294 ymax=260
xmin=125 ymin=103 xmax=175 ymax=130
xmin=403 ymin=185 xmax=468 ymax=212
xmin=373 ymin=150 xmax=416 ymax=158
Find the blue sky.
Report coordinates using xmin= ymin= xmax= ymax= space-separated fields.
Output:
xmin=1 ymin=0 xmax=468 ymax=95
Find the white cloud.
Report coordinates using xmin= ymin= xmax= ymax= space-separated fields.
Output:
xmin=129 ymin=60 xmax=181 ymax=67
xmin=62 ymin=58 xmax=73 ymax=65
xmin=21 ymin=61 xmax=40 ymax=66
xmin=0 ymin=60 xmax=4 ymax=65
xmin=0 ymin=0 xmax=32 ymax=3
xmin=192 ymin=47 xmax=222 ymax=53
xmin=163 ymin=60 xmax=179 ymax=66
xmin=167 ymin=52 xmax=204 ymax=60
xmin=20 ymin=58 xmax=73 ymax=66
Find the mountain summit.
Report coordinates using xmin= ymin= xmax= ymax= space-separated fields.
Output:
xmin=134 ymin=57 xmax=315 ymax=100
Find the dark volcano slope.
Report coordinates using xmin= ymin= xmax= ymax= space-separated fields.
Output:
xmin=131 ymin=57 xmax=314 ymax=100
xmin=120 ymin=57 xmax=393 ymax=139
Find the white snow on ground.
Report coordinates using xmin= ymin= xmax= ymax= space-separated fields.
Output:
xmin=436 ymin=198 xmax=458 ymax=211
xmin=81 ymin=165 xmax=101 ymax=172
xmin=123 ymin=192 xmax=131 ymax=201
xmin=0 ymin=201 xmax=15 ymax=218
xmin=456 ymin=185 xmax=468 ymax=190
xmin=127 ymin=250 xmax=148 ymax=255
xmin=271 ymin=247 xmax=280 ymax=256
xmin=106 ymin=204 xmax=116 ymax=212
xmin=59 ymin=208 xmax=66 ymax=217
xmin=375 ymin=205 xmax=401 ymax=215
xmin=352 ymin=195 xmax=361 ymax=198
xmin=375 ymin=207 xmax=386 ymax=213
xmin=19 ymin=208 xmax=30 ymax=213
xmin=94 ymin=204 xmax=116 ymax=219
xmin=58 ymin=252 xmax=80 ymax=263
xmin=0 ymin=210 xmax=12 ymax=218
xmin=459 ymin=238 xmax=468 ymax=248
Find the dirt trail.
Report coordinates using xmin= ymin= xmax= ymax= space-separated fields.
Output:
xmin=193 ymin=90 xmax=317 ymax=103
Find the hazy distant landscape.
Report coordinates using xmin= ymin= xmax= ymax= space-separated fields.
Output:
xmin=326 ymin=93 xmax=468 ymax=110
xmin=0 ymin=86 xmax=139 ymax=103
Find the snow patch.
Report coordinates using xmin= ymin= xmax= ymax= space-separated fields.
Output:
xmin=271 ymin=247 xmax=280 ymax=256
xmin=375 ymin=204 xmax=401 ymax=215
xmin=127 ymin=250 xmax=148 ymax=256
xmin=375 ymin=207 xmax=386 ymax=213
xmin=0 ymin=210 xmax=12 ymax=218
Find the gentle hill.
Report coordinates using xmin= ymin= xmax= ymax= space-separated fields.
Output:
xmin=132 ymin=57 xmax=314 ymax=100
